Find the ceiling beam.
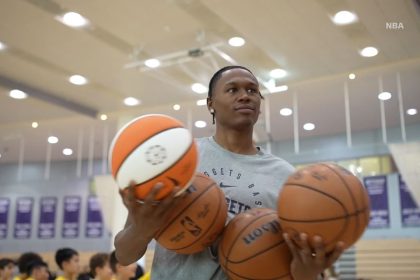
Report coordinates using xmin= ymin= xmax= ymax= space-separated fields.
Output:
xmin=0 ymin=75 xmax=98 ymax=118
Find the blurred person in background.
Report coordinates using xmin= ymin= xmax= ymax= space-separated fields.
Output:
xmin=14 ymin=253 xmax=43 ymax=280
xmin=109 ymin=251 xmax=137 ymax=280
xmin=26 ymin=261 xmax=49 ymax=280
xmin=54 ymin=248 xmax=80 ymax=280
xmin=0 ymin=258 xmax=16 ymax=280
xmin=89 ymin=253 xmax=112 ymax=280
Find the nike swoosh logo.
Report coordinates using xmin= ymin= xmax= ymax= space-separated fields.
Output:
xmin=220 ymin=182 xmax=237 ymax=188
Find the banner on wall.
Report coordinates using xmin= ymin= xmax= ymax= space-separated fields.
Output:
xmin=14 ymin=197 xmax=34 ymax=239
xmin=38 ymin=197 xmax=57 ymax=239
xmin=363 ymin=175 xmax=390 ymax=228
xmin=399 ymin=175 xmax=420 ymax=227
xmin=86 ymin=196 xmax=103 ymax=238
xmin=0 ymin=198 xmax=10 ymax=239
xmin=62 ymin=196 xmax=81 ymax=238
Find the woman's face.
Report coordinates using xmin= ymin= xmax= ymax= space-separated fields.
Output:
xmin=209 ymin=68 xmax=261 ymax=130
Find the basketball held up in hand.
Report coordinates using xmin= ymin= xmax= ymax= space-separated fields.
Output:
xmin=108 ymin=114 xmax=198 ymax=200
xmin=277 ymin=162 xmax=370 ymax=252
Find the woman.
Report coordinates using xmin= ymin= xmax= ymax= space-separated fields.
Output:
xmin=115 ymin=66 xmax=345 ymax=280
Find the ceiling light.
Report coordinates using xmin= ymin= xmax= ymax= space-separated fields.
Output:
xmin=48 ymin=136 xmax=59 ymax=144
xmin=378 ymin=92 xmax=392 ymax=101
xmin=62 ymin=148 xmax=73 ymax=156
xmin=228 ymin=37 xmax=245 ymax=47
xmin=9 ymin=89 xmax=27 ymax=99
xmin=268 ymin=85 xmax=288 ymax=94
xmin=100 ymin=114 xmax=108 ymax=120
xmin=32 ymin=122 xmax=39 ymax=128
xmin=407 ymin=108 xmax=418 ymax=115
xmin=303 ymin=123 xmax=315 ymax=131
xmin=144 ymin=59 xmax=160 ymax=68
xmin=279 ymin=108 xmax=293 ymax=116
xmin=0 ymin=153 xmax=2 ymax=159
xmin=195 ymin=120 xmax=207 ymax=128
xmin=332 ymin=11 xmax=358 ymax=25
xmin=270 ymin=69 xmax=287 ymax=79
xmin=173 ymin=104 xmax=181 ymax=111
xmin=123 ymin=97 xmax=140 ymax=106
xmin=58 ymin=12 xmax=89 ymax=28
xmin=69 ymin=74 xmax=88 ymax=85
xmin=360 ymin=47 xmax=378 ymax=57
xmin=349 ymin=73 xmax=356 ymax=80
xmin=0 ymin=41 xmax=6 ymax=50
xmin=191 ymin=83 xmax=208 ymax=94
xmin=196 ymin=99 xmax=207 ymax=106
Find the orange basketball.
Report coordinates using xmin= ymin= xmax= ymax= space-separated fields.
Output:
xmin=218 ymin=208 xmax=292 ymax=280
xmin=277 ymin=162 xmax=370 ymax=252
xmin=155 ymin=173 xmax=227 ymax=254
xmin=108 ymin=114 xmax=198 ymax=200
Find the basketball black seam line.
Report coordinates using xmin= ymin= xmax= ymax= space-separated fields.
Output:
xmin=278 ymin=206 xmax=369 ymax=223
xmin=225 ymin=265 xmax=291 ymax=280
xmin=167 ymin=184 xmax=225 ymax=251
xmin=278 ymin=183 xmax=350 ymax=246
xmin=155 ymin=179 xmax=216 ymax=240
xmin=321 ymin=163 xmax=362 ymax=242
xmin=222 ymin=211 xmax=276 ymax=271
xmin=226 ymin=239 xmax=286 ymax=264
xmin=115 ymin=125 xmax=186 ymax=181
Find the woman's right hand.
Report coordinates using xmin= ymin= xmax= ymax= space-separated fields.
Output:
xmin=115 ymin=182 xmax=184 ymax=264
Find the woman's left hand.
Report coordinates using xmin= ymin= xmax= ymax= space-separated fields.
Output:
xmin=283 ymin=232 xmax=345 ymax=280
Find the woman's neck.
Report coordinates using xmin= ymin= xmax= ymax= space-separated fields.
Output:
xmin=214 ymin=128 xmax=257 ymax=155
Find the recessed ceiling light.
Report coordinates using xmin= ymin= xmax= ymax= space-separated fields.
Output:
xmin=69 ymin=74 xmax=88 ymax=85
xmin=360 ymin=47 xmax=378 ymax=57
xmin=270 ymin=69 xmax=287 ymax=79
xmin=196 ymin=99 xmax=207 ymax=106
xmin=173 ymin=104 xmax=181 ymax=111
xmin=100 ymin=114 xmax=108 ymax=120
xmin=349 ymin=73 xmax=356 ymax=80
xmin=0 ymin=41 xmax=6 ymax=50
xmin=378 ymin=92 xmax=392 ymax=101
xmin=191 ymin=83 xmax=208 ymax=94
xmin=144 ymin=59 xmax=160 ymax=68
xmin=228 ymin=37 xmax=245 ymax=47
xmin=63 ymin=148 xmax=73 ymax=156
xmin=195 ymin=120 xmax=207 ymax=128
xmin=48 ymin=136 xmax=59 ymax=144
xmin=280 ymin=108 xmax=293 ymax=116
xmin=407 ymin=108 xmax=418 ymax=115
xmin=303 ymin=123 xmax=315 ymax=131
xmin=123 ymin=97 xmax=140 ymax=106
xmin=332 ymin=11 xmax=358 ymax=25
xmin=9 ymin=89 xmax=27 ymax=99
xmin=32 ymin=122 xmax=39 ymax=128
xmin=57 ymin=12 xmax=89 ymax=28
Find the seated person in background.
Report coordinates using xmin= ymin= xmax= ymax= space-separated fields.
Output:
xmin=89 ymin=254 xmax=112 ymax=280
xmin=26 ymin=261 xmax=49 ymax=280
xmin=109 ymin=251 xmax=136 ymax=280
xmin=54 ymin=248 xmax=80 ymax=280
xmin=14 ymin=253 xmax=43 ymax=280
xmin=0 ymin=258 xmax=15 ymax=280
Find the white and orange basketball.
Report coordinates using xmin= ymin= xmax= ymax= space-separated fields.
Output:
xmin=108 ymin=114 xmax=198 ymax=200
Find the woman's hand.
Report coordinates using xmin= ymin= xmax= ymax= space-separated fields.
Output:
xmin=283 ymin=233 xmax=345 ymax=280
xmin=115 ymin=182 xmax=184 ymax=264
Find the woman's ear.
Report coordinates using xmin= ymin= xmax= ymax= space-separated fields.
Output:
xmin=207 ymin=98 xmax=213 ymax=113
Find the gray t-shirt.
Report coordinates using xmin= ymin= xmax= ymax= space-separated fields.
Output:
xmin=151 ymin=137 xmax=295 ymax=280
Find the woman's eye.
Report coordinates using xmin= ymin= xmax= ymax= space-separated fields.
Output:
xmin=247 ymin=88 xmax=258 ymax=94
xmin=227 ymin=88 xmax=236 ymax=93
